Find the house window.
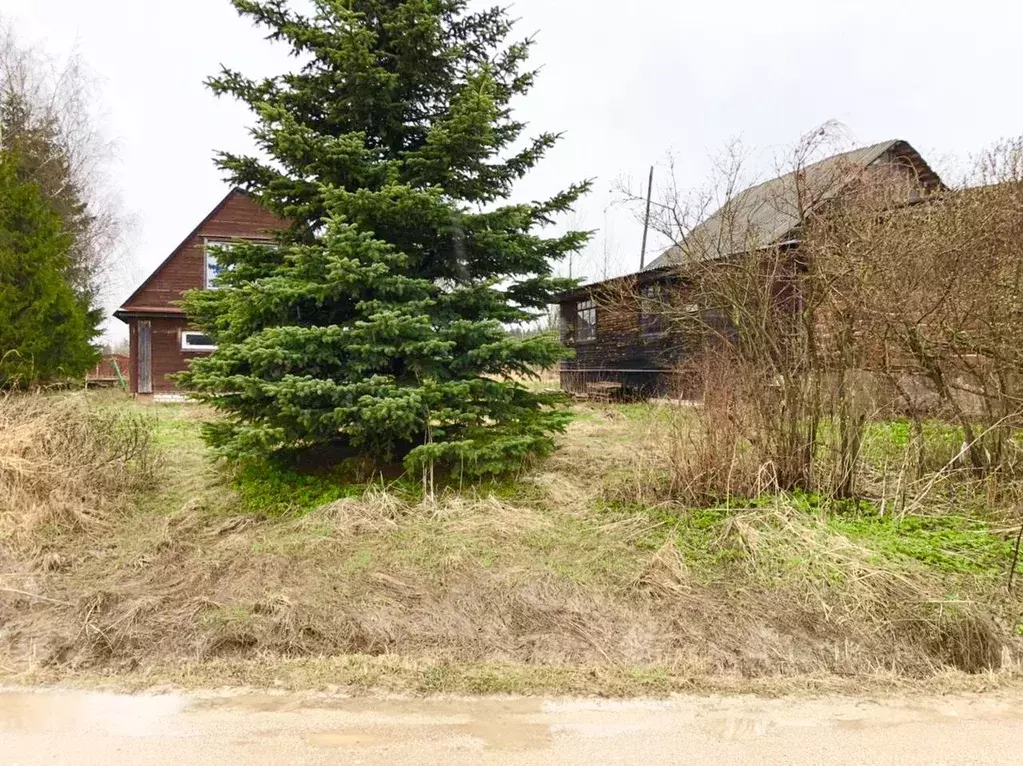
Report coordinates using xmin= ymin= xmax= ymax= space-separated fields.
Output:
xmin=181 ymin=331 xmax=217 ymax=352
xmin=639 ymin=283 xmax=664 ymax=335
xmin=204 ymin=240 xmax=236 ymax=289
xmin=576 ymin=299 xmax=596 ymax=342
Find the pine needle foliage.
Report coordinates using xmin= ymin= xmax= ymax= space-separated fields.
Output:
xmin=179 ymin=1 xmax=589 ymax=475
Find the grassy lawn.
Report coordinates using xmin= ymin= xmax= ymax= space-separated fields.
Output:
xmin=2 ymin=391 xmax=1022 ymax=695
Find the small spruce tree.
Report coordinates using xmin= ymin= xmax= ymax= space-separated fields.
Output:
xmin=179 ymin=1 xmax=588 ymax=475
xmin=0 ymin=147 xmax=101 ymax=387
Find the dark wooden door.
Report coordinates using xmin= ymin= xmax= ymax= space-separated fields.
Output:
xmin=137 ymin=321 xmax=152 ymax=394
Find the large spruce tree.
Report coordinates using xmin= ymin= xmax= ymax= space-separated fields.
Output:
xmin=179 ymin=0 xmax=588 ymax=475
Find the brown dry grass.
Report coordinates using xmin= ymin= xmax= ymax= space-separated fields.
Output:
xmin=0 ymin=391 xmax=156 ymax=543
xmin=1 ymin=394 xmax=1022 ymax=695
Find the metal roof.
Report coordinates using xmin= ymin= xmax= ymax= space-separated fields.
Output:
xmin=644 ymin=139 xmax=902 ymax=270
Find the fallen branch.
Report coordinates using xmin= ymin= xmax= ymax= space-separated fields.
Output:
xmin=0 ymin=587 xmax=72 ymax=606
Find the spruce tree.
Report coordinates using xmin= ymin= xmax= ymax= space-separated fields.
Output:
xmin=0 ymin=147 xmax=101 ymax=387
xmin=179 ymin=0 xmax=588 ymax=475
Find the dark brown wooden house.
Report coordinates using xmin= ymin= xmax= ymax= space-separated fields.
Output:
xmin=115 ymin=189 xmax=287 ymax=397
xmin=556 ymin=139 xmax=944 ymax=398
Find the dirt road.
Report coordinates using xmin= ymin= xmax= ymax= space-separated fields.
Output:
xmin=1 ymin=687 xmax=1022 ymax=764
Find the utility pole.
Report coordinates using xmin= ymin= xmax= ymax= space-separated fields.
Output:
xmin=639 ymin=165 xmax=654 ymax=270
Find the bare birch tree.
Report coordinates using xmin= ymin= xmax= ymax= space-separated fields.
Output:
xmin=0 ymin=20 xmax=129 ymax=308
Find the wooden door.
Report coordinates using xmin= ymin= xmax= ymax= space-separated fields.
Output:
xmin=137 ymin=321 xmax=152 ymax=394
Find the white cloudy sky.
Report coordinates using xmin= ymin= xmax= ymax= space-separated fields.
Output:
xmin=4 ymin=0 xmax=1022 ymax=341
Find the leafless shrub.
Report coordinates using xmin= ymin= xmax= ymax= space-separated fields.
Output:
xmin=616 ymin=125 xmax=1023 ymax=504
xmin=802 ymin=137 xmax=1023 ymax=480
xmin=665 ymin=356 xmax=767 ymax=504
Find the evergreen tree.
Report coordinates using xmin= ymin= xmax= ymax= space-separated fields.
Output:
xmin=0 ymin=147 xmax=101 ymax=386
xmin=179 ymin=0 xmax=588 ymax=475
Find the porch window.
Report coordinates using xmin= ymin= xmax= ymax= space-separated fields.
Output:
xmin=181 ymin=331 xmax=217 ymax=352
xmin=576 ymin=299 xmax=596 ymax=342
xmin=639 ymin=283 xmax=664 ymax=335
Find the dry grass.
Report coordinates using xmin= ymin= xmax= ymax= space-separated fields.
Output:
xmin=1 ymin=394 xmax=1022 ymax=695
xmin=0 ymin=391 xmax=156 ymax=543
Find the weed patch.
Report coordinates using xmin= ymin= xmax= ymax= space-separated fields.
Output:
xmin=2 ymin=397 xmax=1022 ymax=693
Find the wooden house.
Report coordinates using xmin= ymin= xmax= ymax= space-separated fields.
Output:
xmin=556 ymin=139 xmax=944 ymax=398
xmin=114 ymin=189 xmax=287 ymax=397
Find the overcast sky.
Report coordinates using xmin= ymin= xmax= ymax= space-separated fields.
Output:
xmin=4 ymin=0 xmax=1022 ymax=341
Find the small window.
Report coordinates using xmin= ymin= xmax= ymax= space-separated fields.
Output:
xmin=204 ymin=240 xmax=237 ymax=289
xmin=181 ymin=331 xmax=217 ymax=352
xmin=639 ymin=283 xmax=664 ymax=335
xmin=576 ymin=299 xmax=596 ymax=342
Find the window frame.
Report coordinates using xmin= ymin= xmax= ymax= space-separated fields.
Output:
xmin=575 ymin=299 xmax=597 ymax=342
xmin=180 ymin=330 xmax=217 ymax=352
xmin=638 ymin=282 xmax=665 ymax=336
xmin=203 ymin=238 xmax=237 ymax=290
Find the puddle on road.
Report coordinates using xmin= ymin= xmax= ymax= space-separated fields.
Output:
xmin=271 ymin=696 xmax=550 ymax=752
xmin=300 ymin=720 xmax=552 ymax=752
xmin=707 ymin=715 xmax=779 ymax=741
xmin=193 ymin=693 xmax=543 ymax=719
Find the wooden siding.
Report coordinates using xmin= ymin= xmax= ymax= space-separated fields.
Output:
xmin=122 ymin=190 xmax=285 ymax=312
xmin=119 ymin=189 xmax=288 ymax=394
xmin=557 ymin=146 xmax=942 ymax=399
xmin=560 ymin=288 xmax=686 ymax=396
xmin=85 ymin=355 xmax=130 ymax=385
xmin=136 ymin=320 xmax=152 ymax=394
xmin=128 ymin=315 xmax=210 ymax=394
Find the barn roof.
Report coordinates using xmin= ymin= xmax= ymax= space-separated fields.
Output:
xmin=644 ymin=139 xmax=940 ymax=270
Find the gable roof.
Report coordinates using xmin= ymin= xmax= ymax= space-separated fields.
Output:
xmin=644 ymin=139 xmax=941 ymax=271
xmin=117 ymin=188 xmax=264 ymax=313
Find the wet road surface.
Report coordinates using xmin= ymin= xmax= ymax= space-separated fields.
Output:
xmin=1 ymin=687 xmax=1022 ymax=764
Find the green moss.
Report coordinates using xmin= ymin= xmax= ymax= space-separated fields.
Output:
xmin=232 ymin=462 xmax=370 ymax=516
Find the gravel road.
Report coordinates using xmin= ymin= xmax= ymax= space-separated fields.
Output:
xmin=2 ymin=687 xmax=1022 ymax=764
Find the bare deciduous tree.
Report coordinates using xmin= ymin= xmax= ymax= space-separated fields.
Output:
xmin=0 ymin=20 xmax=130 ymax=308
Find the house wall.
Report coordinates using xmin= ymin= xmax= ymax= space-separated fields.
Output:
xmin=128 ymin=316 xmax=212 ymax=394
xmin=559 ymin=295 xmax=686 ymax=397
xmin=122 ymin=192 xmax=284 ymax=312
xmin=556 ymin=146 xmax=942 ymax=401
xmin=120 ymin=190 xmax=288 ymax=396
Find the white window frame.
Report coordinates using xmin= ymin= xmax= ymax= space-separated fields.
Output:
xmin=203 ymin=239 xmax=237 ymax=289
xmin=639 ymin=283 xmax=664 ymax=336
xmin=181 ymin=330 xmax=217 ymax=352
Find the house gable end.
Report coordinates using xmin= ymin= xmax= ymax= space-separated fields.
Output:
xmin=118 ymin=189 xmax=286 ymax=316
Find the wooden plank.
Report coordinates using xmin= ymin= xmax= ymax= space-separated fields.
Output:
xmin=138 ymin=321 xmax=152 ymax=394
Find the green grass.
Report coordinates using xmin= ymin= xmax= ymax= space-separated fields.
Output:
xmin=600 ymin=488 xmax=1015 ymax=587
xmin=830 ymin=511 xmax=1013 ymax=575
xmin=139 ymin=401 xmax=1018 ymax=588
xmin=859 ymin=418 xmax=967 ymax=471
xmin=232 ymin=462 xmax=370 ymax=516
